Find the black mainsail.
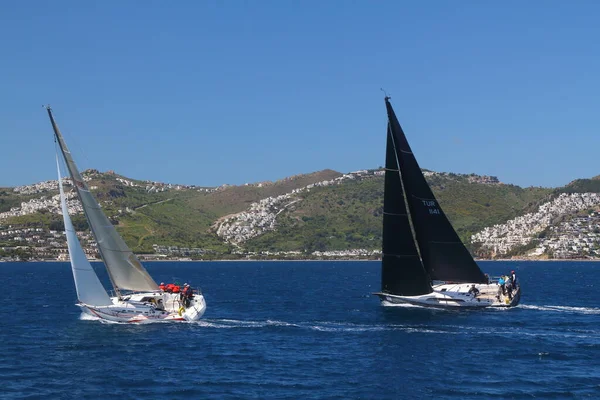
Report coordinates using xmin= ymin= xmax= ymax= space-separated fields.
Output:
xmin=384 ymin=97 xmax=487 ymax=285
xmin=381 ymin=124 xmax=433 ymax=295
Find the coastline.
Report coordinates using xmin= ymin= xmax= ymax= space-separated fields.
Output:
xmin=3 ymin=257 xmax=600 ymax=263
xmin=476 ymin=258 xmax=600 ymax=262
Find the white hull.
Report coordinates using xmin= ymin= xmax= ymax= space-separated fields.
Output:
xmin=79 ymin=291 xmax=207 ymax=323
xmin=375 ymin=282 xmax=521 ymax=309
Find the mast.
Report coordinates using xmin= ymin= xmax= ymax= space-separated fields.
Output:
xmin=384 ymin=98 xmax=487 ymax=284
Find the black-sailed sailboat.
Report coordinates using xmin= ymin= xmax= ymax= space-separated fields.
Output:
xmin=374 ymin=97 xmax=520 ymax=308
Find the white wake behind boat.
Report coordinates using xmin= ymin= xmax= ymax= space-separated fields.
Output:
xmin=47 ymin=106 xmax=206 ymax=323
xmin=373 ymin=97 xmax=520 ymax=309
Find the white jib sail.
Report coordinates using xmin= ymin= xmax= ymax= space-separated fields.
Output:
xmin=57 ymin=155 xmax=113 ymax=306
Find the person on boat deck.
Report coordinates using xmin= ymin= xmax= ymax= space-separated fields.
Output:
xmin=505 ymin=277 xmax=514 ymax=300
xmin=510 ymin=270 xmax=518 ymax=289
xmin=468 ymin=284 xmax=480 ymax=297
xmin=165 ymin=283 xmax=175 ymax=293
xmin=172 ymin=284 xmax=181 ymax=294
xmin=498 ymin=276 xmax=506 ymax=295
xmin=159 ymin=282 xmax=166 ymax=291
xmin=484 ymin=273 xmax=490 ymax=284
xmin=182 ymin=283 xmax=193 ymax=298
xmin=182 ymin=284 xmax=193 ymax=307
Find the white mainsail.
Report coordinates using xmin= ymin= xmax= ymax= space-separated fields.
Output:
xmin=48 ymin=108 xmax=159 ymax=293
xmin=57 ymin=156 xmax=113 ymax=306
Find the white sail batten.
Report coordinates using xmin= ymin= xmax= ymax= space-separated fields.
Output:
xmin=49 ymin=110 xmax=159 ymax=292
xmin=57 ymin=156 xmax=113 ymax=306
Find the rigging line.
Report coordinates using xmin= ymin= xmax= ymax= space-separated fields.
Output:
xmin=72 ymin=267 xmax=98 ymax=272
xmin=53 ymin=108 xmax=95 ymax=176
xmin=57 ymin=148 xmax=85 ymax=230
xmin=96 ymin=247 xmax=140 ymax=253
xmin=410 ymin=194 xmax=437 ymax=201
xmin=388 ymin=120 xmax=428 ymax=276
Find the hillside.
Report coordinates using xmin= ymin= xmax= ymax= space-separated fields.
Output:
xmin=0 ymin=169 xmax=343 ymax=258
xmin=244 ymin=172 xmax=552 ymax=253
xmin=557 ymin=177 xmax=600 ymax=194
xmin=4 ymin=167 xmax=600 ymax=261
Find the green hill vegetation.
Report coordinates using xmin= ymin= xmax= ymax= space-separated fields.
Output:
xmin=245 ymin=173 xmax=552 ymax=253
xmin=12 ymin=167 xmax=600 ymax=260
xmin=0 ymin=169 xmax=342 ymax=256
xmin=557 ymin=178 xmax=600 ymax=194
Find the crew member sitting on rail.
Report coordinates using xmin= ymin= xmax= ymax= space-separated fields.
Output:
xmin=165 ymin=283 xmax=175 ymax=293
xmin=159 ymin=282 xmax=166 ymax=291
xmin=468 ymin=284 xmax=480 ymax=297
xmin=172 ymin=284 xmax=181 ymax=294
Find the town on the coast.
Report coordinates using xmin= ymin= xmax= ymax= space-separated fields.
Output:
xmin=2 ymin=168 xmax=600 ymax=262
xmin=472 ymin=193 xmax=600 ymax=259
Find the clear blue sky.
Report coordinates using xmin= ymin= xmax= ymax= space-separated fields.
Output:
xmin=1 ymin=1 xmax=599 ymax=188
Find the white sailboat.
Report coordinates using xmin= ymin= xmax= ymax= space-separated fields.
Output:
xmin=373 ymin=97 xmax=520 ymax=309
xmin=48 ymin=106 xmax=206 ymax=322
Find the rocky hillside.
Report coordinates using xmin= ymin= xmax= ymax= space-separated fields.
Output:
xmin=472 ymin=178 xmax=600 ymax=259
xmin=4 ymin=168 xmax=600 ymax=260
xmin=242 ymin=171 xmax=551 ymax=254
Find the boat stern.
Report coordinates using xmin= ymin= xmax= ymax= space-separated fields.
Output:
xmin=183 ymin=295 xmax=207 ymax=321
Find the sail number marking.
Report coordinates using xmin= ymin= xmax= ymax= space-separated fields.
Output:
xmin=422 ymin=200 xmax=441 ymax=215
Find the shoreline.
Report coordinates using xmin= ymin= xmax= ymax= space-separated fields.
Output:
xmin=3 ymin=258 xmax=600 ymax=263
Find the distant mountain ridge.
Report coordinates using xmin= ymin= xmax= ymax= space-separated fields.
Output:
xmin=1 ymin=168 xmax=600 ymax=260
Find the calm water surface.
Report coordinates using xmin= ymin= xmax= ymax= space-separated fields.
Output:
xmin=0 ymin=261 xmax=598 ymax=399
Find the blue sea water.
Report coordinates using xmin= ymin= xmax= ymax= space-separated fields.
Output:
xmin=0 ymin=260 xmax=598 ymax=399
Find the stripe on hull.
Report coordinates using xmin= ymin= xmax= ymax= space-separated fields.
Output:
xmin=374 ymin=286 xmax=521 ymax=309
